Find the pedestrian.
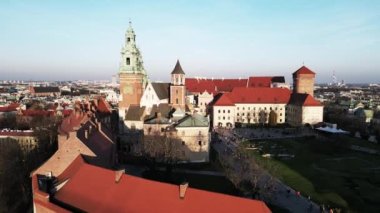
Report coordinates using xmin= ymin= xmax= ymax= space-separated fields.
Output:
xmin=296 ymin=191 xmax=301 ymax=197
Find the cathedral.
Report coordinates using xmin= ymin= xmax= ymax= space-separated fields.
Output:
xmin=118 ymin=23 xmax=209 ymax=163
xmin=117 ymin=23 xmax=323 ymax=162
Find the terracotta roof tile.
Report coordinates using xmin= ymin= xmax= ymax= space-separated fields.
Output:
xmin=293 ymin=66 xmax=315 ymax=76
xmin=54 ymin=158 xmax=271 ymax=213
xmin=213 ymin=93 xmax=234 ymax=106
xmin=0 ymin=103 xmax=20 ymax=112
xmin=97 ymin=98 xmax=111 ymax=113
xmin=288 ymin=93 xmax=322 ymax=106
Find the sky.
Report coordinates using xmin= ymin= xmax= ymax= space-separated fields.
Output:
xmin=0 ymin=0 xmax=379 ymax=83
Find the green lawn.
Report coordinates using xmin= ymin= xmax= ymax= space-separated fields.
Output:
xmin=245 ymin=137 xmax=380 ymax=213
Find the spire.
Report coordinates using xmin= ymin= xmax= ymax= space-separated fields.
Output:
xmin=127 ymin=19 xmax=134 ymax=33
xmin=171 ymin=60 xmax=185 ymax=74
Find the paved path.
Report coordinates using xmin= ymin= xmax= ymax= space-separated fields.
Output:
xmin=212 ymin=129 xmax=322 ymax=213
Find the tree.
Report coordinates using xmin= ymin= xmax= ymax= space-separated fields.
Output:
xmin=219 ymin=141 xmax=279 ymax=201
xmin=140 ymin=130 xmax=186 ymax=172
xmin=0 ymin=140 xmax=30 ymax=212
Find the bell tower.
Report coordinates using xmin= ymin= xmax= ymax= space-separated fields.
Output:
xmin=170 ymin=60 xmax=186 ymax=110
xmin=119 ymin=21 xmax=148 ymax=119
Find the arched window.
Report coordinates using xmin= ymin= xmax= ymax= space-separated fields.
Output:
xmin=126 ymin=57 xmax=130 ymax=65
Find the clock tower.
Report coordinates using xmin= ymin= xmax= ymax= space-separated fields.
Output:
xmin=119 ymin=22 xmax=148 ymax=119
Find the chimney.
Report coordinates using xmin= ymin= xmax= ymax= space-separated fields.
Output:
xmin=84 ymin=130 xmax=88 ymax=139
xmin=46 ymin=171 xmax=52 ymax=178
xmin=115 ymin=170 xmax=124 ymax=183
xmin=179 ymin=182 xmax=189 ymax=199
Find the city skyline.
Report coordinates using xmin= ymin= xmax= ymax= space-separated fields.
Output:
xmin=1 ymin=0 xmax=379 ymax=83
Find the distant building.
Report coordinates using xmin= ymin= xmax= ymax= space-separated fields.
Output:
xmin=0 ymin=129 xmax=38 ymax=152
xmin=0 ymin=102 xmax=20 ymax=117
xmin=212 ymin=87 xmax=290 ymax=128
xmin=30 ymin=86 xmax=60 ymax=97
xmin=211 ymin=66 xmax=323 ymax=127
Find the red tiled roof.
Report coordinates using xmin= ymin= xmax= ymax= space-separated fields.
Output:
xmin=185 ymin=78 xmax=248 ymax=94
xmin=186 ymin=79 xmax=217 ymax=94
xmin=22 ymin=109 xmax=55 ymax=117
xmin=288 ymin=93 xmax=322 ymax=106
xmin=58 ymin=110 xmax=88 ymax=135
xmin=62 ymin=109 xmax=73 ymax=116
xmin=0 ymin=103 xmax=20 ymax=112
xmin=293 ymin=66 xmax=315 ymax=76
xmin=213 ymin=79 xmax=248 ymax=92
xmin=247 ymin=77 xmax=272 ymax=87
xmin=213 ymin=93 xmax=234 ymax=106
xmin=0 ymin=130 xmax=34 ymax=137
xmin=54 ymin=157 xmax=270 ymax=213
xmin=97 ymin=98 xmax=111 ymax=113
xmin=215 ymin=87 xmax=291 ymax=106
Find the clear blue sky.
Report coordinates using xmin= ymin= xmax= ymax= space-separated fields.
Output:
xmin=1 ymin=0 xmax=379 ymax=83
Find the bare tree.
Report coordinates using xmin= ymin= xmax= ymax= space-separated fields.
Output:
xmin=219 ymin=141 xmax=279 ymax=201
xmin=140 ymin=130 xmax=187 ymax=172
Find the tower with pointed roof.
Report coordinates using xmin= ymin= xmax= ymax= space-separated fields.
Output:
xmin=119 ymin=22 xmax=148 ymax=117
xmin=170 ymin=60 xmax=186 ymax=110
xmin=292 ymin=65 xmax=316 ymax=97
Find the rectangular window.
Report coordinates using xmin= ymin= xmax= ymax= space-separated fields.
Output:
xmin=126 ymin=57 xmax=130 ymax=65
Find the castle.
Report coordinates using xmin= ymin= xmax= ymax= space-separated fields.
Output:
xmin=117 ymin=23 xmax=323 ymax=162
